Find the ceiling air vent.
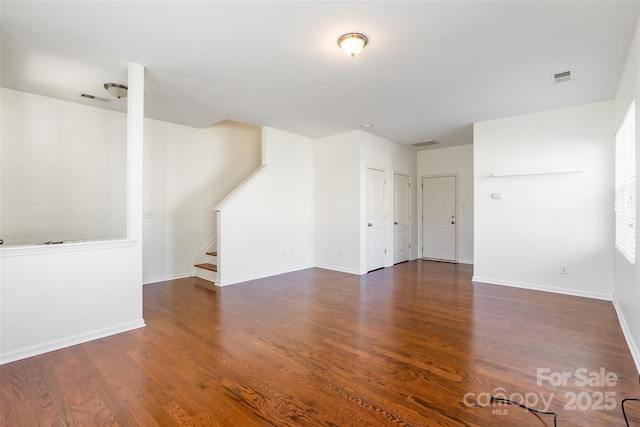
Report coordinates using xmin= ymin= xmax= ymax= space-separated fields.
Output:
xmin=553 ymin=70 xmax=572 ymax=84
xmin=80 ymin=93 xmax=111 ymax=102
xmin=411 ymin=140 xmax=440 ymax=148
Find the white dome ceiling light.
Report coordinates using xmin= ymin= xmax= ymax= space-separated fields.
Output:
xmin=337 ymin=33 xmax=368 ymax=57
xmin=103 ymin=82 xmax=128 ymax=98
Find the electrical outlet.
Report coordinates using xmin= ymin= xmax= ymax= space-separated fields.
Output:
xmin=560 ymin=264 xmax=568 ymax=274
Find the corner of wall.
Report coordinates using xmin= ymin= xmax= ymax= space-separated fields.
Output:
xmin=613 ymin=295 xmax=640 ymax=374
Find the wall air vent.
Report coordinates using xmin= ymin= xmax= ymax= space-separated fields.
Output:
xmin=80 ymin=93 xmax=111 ymax=102
xmin=410 ymin=140 xmax=440 ymax=148
xmin=553 ymin=70 xmax=572 ymax=84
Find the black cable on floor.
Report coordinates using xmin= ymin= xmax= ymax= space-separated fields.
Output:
xmin=622 ymin=398 xmax=640 ymax=427
xmin=490 ymin=396 xmax=558 ymax=427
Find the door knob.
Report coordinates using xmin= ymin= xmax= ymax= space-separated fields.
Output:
xmin=368 ymin=223 xmax=373 ymax=227
xmin=394 ymin=221 xmax=398 ymax=225
xmin=451 ymin=221 xmax=455 ymax=225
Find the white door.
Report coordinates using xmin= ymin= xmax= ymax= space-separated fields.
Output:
xmin=393 ymin=173 xmax=410 ymax=264
xmin=367 ymin=168 xmax=385 ymax=272
xmin=422 ymin=176 xmax=456 ymax=262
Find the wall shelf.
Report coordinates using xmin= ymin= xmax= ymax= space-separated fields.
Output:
xmin=490 ymin=170 xmax=584 ymax=178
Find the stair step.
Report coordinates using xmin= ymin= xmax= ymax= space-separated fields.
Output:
xmin=195 ymin=263 xmax=217 ymax=272
xmin=206 ymin=251 xmax=218 ymax=257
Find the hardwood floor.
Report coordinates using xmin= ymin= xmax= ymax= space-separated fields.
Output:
xmin=2 ymin=260 xmax=639 ymax=426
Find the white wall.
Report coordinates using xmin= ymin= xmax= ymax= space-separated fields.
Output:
xmin=360 ymin=131 xmax=418 ymax=271
xmin=0 ymin=89 xmax=261 ymax=283
xmin=473 ymin=101 xmax=615 ymax=299
xmin=1 ymin=242 xmax=144 ymax=363
xmin=613 ymin=15 xmax=640 ymax=372
xmin=1 ymin=88 xmax=127 ymax=245
xmin=0 ymin=64 xmax=145 ymax=364
xmin=417 ymin=144 xmax=474 ymax=264
xmin=315 ymin=131 xmax=362 ymax=274
xmin=314 ymin=130 xmax=418 ymax=275
xmin=216 ymin=127 xmax=315 ymax=285
xmin=143 ymin=120 xmax=261 ymax=284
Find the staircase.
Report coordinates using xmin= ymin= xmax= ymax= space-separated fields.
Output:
xmin=194 ymin=251 xmax=217 ymax=283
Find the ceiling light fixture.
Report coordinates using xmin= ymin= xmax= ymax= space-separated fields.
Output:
xmin=337 ymin=33 xmax=368 ymax=57
xmin=103 ymin=82 xmax=128 ymax=98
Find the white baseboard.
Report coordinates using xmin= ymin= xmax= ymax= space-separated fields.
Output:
xmin=217 ymin=263 xmax=316 ymax=286
xmin=314 ymin=264 xmax=362 ymax=275
xmin=612 ymin=297 xmax=640 ymax=375
xmin=143 ymin=273 xmax=190 ymax=285
xmin=458 ymin=259 xmax=474 ymax=265
xmin=0 ymin=319 xmax=146 ymax=365
xmin=471 ymin=276 xmax=613 ymax=301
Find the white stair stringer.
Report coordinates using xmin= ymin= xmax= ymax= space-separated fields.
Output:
xmin=194 ymin=251 xmax=218 ymax=283
xmin=194 ymin=264 xmax=217 ymax=282
xmin=189 ymin=236 xmax=217 ymax=278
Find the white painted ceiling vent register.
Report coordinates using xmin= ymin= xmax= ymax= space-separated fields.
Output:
xmin=80 ymin=93 xmax=110 ymax=102
xmin=337 ymin=33 xmax=368 ymax=57
xmin=103 ymin=82 xmax=128 ymax=98
xmin=410 ymin=140 xmax=440 ymax=148
xmin=553 ymin=70 xmax=572 ymax=84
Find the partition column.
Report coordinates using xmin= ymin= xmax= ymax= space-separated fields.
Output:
xmin=127 ymin=63 xmax=145 ymax=305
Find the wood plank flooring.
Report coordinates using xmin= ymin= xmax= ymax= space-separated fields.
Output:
xmin=2 ymin=260 xmax=639 ymax=426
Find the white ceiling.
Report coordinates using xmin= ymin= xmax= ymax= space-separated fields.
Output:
xmin=2 ymin=1 xmax=639 ymax=148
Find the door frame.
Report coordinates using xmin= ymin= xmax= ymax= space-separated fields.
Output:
xmin=393 ymin=172 xmax=411 ymax=264
xmin=365 ymin=166 xmax=387 ymax=272
xmin=419 ymin=173 xmax=459 ymax=262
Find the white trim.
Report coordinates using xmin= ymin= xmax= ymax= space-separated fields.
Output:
xmin=612 ymin=297 xmax=640 ymax=375
xmin=187 ymin=236 xmax=217 ymax=276
xmin=471 ymin=276 xmax=613 ymax=301
xmin=314 ymin=264 xmax=362 ymax=275
xmin=216 ymin=264 xmax=316 ymax=287
xmin=490 ymin=170 xmax=583 ymax=177
xmin=458 ymin=259 xmax=474 ymax=265
xmin=392 ymin=171 xmax=412 ymax=265
xmin=194 ymin=267 xmax=217 ymax=283
xmin=143 ymin=273 xmax=190 ymax=285
xmin=214 ymin=165 xmax=268 ymax=211
xmin=420 ymin=173 xmax=459 ymax=262
xmin=364 ymin=166 xmax=388 ymax=272
xmin=0 ymin=320 xmax=145 ymax=365
xmin=614 ymin=99 xmax=636 ymax=265
xmin=0 ymin=239 xmax=136 ymax=258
